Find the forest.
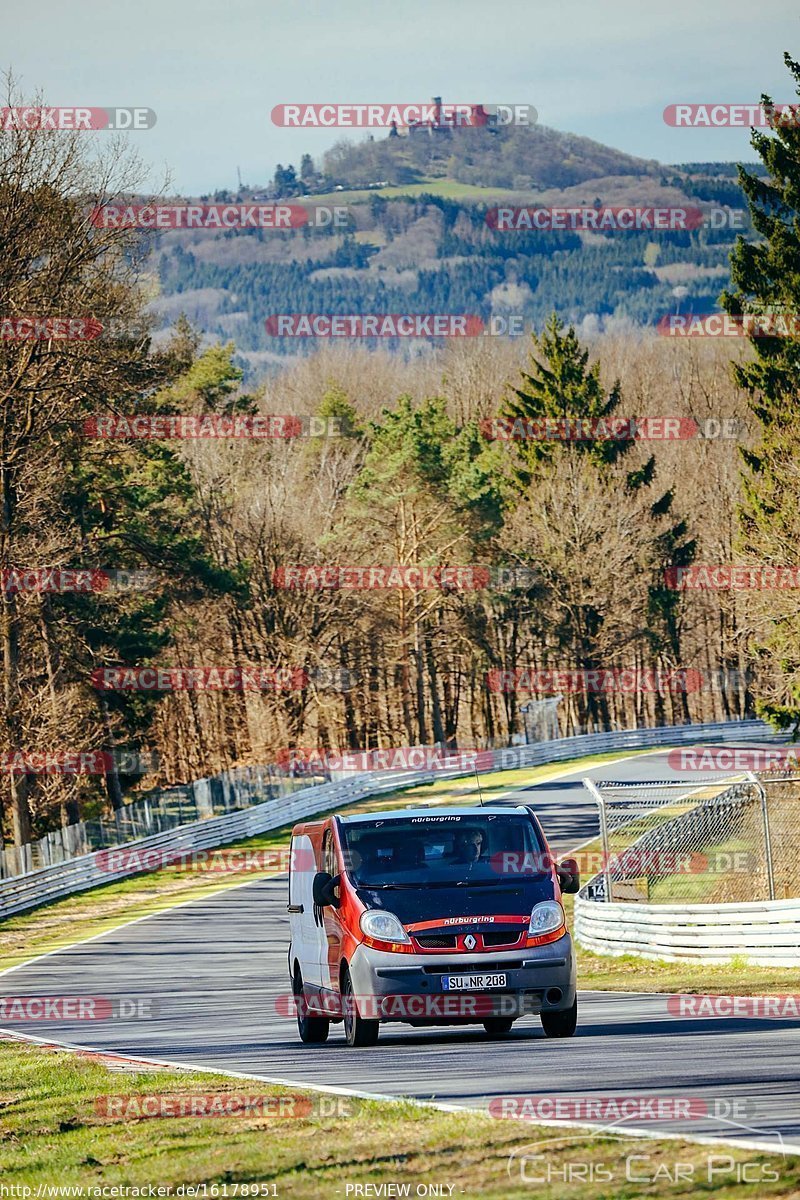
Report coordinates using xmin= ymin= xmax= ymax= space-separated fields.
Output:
xmin=2 ymin=66 xmax=800 ymax=849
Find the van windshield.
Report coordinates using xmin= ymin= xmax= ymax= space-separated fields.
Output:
xmin=339 ymin=813 xmax=546 ymax=888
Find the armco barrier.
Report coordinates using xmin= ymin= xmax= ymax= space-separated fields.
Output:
xmin=574 ymin=894 xmax=800 ymax=967
xmin=0 ymin=718 xmax=779 ymax=919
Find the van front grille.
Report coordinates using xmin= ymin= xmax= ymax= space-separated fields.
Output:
xmin=415 ymin=935 xmax=458 ymax=949
xmin=482 ymin=932 xmax=524 ymax=947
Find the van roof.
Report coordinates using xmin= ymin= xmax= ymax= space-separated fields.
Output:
xmin=337 ymin=804 xmax=528 ymax=824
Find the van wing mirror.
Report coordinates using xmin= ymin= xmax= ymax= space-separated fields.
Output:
xmin=312 ymin=870 xmax=341 ymax=908
xmin=557 ymin=857 xmax=580 ymax=894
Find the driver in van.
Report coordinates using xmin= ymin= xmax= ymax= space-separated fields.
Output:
xmin=451 ymin=827 xmax=486 ymax=863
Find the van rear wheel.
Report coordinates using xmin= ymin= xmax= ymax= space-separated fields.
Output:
xmin=483 ymin=1018 xmax=514 ymax=1036
xmin=342 ymin=967 xmax=379 ymax=1047
xmin=541 ymin=997 xmax=577 ymax=1038
xmin=293 ymin=967 xmax=329 ymax=1044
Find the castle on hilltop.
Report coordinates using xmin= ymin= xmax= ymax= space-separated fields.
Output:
xmin=389 ymin=97 xmax=499 ymax=139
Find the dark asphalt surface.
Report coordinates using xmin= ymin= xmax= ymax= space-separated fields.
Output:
xmin=2 ymin=745 xmax=798 ymax=1154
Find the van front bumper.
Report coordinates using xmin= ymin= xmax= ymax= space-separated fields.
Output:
xmin=347 ymin=933 xmax=576 ymax=1023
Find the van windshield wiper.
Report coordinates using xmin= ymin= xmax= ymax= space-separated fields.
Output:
xmin=358 ymin=880 xmax=523 ymax=890
xmin=453 ymin=880 xmax=523 ymax=888
xmin=358 ymin=882 xmax=421 ymax=890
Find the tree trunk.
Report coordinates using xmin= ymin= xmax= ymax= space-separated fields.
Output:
xmin=0 ymin=467 xmax=31 ymax=845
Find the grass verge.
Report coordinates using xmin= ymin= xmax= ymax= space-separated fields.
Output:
xmin=561 ymin=889 xmax=800 ymax=994
xmin=299 ymin=179 xmax=532 ymax=204
xmin=0 ymin=1039 xmax=796 ymax=1196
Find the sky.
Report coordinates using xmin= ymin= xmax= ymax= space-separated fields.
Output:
xmin=3 ymin=0 xmax=799 ymax=194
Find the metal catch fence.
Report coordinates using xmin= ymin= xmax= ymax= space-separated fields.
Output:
xmin=581 ymin=770 xmax=800 ymax=903
xmin=0 ymin=764 xmax=327 ymax=880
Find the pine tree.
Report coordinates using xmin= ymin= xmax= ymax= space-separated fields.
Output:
xmin=501 ymin=316 xmax=695 ymax=730
xmin=503 ymin=314 xmax=629 ymax=479
xmin=720 ymin=52 xmax=800 ymax=734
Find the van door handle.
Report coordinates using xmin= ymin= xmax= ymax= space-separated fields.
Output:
xmin=287 ymin=904 xmax=304 ymax=913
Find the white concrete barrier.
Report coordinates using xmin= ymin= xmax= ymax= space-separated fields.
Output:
xmin=575 ymin=894 xmax=800 ymax=967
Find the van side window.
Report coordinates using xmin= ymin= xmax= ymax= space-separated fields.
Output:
xmin=323 ymin=829 xmax=338 ymax=877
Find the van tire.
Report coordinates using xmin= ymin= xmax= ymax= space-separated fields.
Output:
xmin=293 ymin=967 xmax=329 ymax=1044
xmin=341 ymin=967 xmax=379 ymax=1047
xmin=483 ymin=1018 xmax=514 ymax=1035
xmin=541 ymin=998 xmax=577 ymax=1038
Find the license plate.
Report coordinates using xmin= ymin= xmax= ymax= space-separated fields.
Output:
xmin=442 ymin=973 xmax=507 ymax=991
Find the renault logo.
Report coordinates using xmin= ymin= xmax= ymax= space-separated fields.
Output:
xmin=463 ymin=933 xmax=477 ymax=950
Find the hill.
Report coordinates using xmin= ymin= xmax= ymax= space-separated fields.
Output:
xmin=147 ymin=120 xmax=756 ymax=379
xmin=319 ymin=120 xmax=660 ymax=192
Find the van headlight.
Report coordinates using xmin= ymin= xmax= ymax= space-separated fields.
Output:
xmin=528 ymin=900 xmax=565 ymax=939
xmin=360 ymin=910 xmax=411 ymax=945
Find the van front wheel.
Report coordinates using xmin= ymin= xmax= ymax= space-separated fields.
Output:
xmin=294 ymin=967 xmax=329 ymax=1044
xmin=483 ymin=1018 xmax=514 ymax=1035
xmin=342 ymin=967 xmax=379 ymax=1047
xmin=541 ymin=998 xmax=577 ymax=1038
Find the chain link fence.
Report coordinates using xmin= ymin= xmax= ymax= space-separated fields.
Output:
xmin=582 ymin=768 xmax=800 ymax=903
xmin=0 ymin=763 xmax=328 ymax=879
xmin=759 ymin=772 xmax=800 ymax=900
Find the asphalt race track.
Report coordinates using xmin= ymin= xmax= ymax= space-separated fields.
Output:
xmin=2 ymin=745 xmax=799 ymax=1154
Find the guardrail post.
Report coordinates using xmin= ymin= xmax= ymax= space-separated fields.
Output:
xmin=747 ymin=770 xmax=775 ymax=901
xmin=583 ymin=777 xmax=611 ymax=902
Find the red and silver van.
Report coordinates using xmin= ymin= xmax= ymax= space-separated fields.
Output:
xmin=287 ymin=805 xmax=579 ymax=1046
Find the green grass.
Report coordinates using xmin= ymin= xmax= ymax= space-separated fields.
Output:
xmin=301 ymin=179 xmax=533 ymax=204
xmin=647 ymin=835 xmax=755 ymax=903
xmin=574 ymin=944 xmax=800 ymax=994
xmin=1 ymin=1040 xmax=796 ymax=1196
